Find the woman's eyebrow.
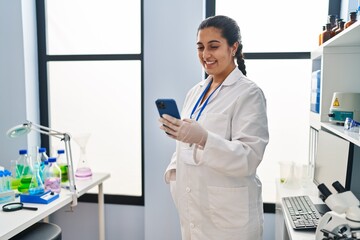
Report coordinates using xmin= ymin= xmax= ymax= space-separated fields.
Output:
xmin=197 ymin=39 xmax=221 ymax=45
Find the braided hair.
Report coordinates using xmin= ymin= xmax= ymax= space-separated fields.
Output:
xmin=197 ymin=15 xmax=246 ymax=76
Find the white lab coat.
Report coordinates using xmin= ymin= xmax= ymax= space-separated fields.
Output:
xmin=164 ymin=68 xmax=269 ymax=240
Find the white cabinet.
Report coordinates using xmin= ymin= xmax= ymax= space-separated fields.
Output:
xmin=310 ymin=21 xmax=360 ymax=132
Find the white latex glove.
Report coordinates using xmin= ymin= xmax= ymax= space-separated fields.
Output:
xmin=159 ymin=114 xmax=208 ymax=147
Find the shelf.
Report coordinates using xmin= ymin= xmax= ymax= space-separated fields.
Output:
xmin=322 ymin=21 xmax=360 ymax=48
xmin=321 ymin=122 xmax=360 ymax=147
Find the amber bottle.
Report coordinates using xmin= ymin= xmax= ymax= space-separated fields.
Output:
xmin=321 ymin=23 xmax=335 ymax=44
xmin=318 ymin=26 xmax=325 ymax=46
xmin=345 ymin=12 xmax=357 ymax=29
xmin=332 ymin=18 xmax=342 ymax=32
xmin=335 ymin=21 xmax=345 ymax=35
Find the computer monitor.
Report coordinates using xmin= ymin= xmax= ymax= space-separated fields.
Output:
xmin=313 ymin=129 xmax=353 ymax=195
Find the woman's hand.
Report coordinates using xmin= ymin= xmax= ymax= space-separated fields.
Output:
xmin=159 ymin=114 xmax=208 ymax=147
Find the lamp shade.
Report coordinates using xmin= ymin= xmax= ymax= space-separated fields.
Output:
xmin=6 ymin=123 xmax=31 ymax=138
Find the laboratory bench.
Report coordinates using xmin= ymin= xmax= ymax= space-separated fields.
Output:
xmin=0 ymin=172 xmax=110 ymax=240
xmin=275 ymin=180 xmax=323 ymax=240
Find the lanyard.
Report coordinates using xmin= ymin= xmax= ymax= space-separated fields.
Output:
xmin=190 ymin=80 xmax=221 ymax=121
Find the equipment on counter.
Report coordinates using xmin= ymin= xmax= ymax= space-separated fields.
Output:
xmin=328 ymin=92 xmax=360 ymax=124
xmin=315 ymin=181 xmax=360 ymax=240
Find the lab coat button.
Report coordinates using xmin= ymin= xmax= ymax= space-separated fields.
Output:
xmin=190 ymin=223 xmax=195 ymax=228
xmin=186 ymin=187 xmax=191 ymax=192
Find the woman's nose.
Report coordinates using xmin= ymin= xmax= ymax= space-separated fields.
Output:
xmin=202 ymin=48 xmax=210 ymax=59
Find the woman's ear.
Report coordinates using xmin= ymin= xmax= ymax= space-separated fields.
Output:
xmin=232 ymin=42 xmax=239 ymax=55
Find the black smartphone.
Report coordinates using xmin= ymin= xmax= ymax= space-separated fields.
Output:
xmin=155 ymin=99 xmax=181 ymax=119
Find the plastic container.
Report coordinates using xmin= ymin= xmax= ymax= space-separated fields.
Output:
xmin=44 ymin=157 xmax=61 ymax=193
xmin=310 ymin=70 xmax=321 ymax=113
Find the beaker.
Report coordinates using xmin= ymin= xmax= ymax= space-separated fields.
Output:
xmin=73 ymin=133 xmax=92 ymax=179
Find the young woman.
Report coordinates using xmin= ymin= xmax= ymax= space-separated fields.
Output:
xmin=159 ymin=15 xmax=269 ymax=240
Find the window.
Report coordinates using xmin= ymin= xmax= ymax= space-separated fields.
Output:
xmin=36 ymin=0 xmax=143 ymax=205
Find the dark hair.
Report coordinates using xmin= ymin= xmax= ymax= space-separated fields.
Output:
xmin=198 ymin=15 xmax=246 ymax=76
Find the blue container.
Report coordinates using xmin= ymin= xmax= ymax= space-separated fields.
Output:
xmin=310 ymin=70 xmax=321 ymax=113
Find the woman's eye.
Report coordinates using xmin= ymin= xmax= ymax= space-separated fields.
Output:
xmin=197 ymin=46 xmax=204 ymax=50
xmin=210 ymin=46 xmax=219 ymax=49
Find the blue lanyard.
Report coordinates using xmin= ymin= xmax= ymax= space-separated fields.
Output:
xmin=190 ymin=80 xmax=221 ymax=121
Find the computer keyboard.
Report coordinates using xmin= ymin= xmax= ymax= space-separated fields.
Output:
xmin=282 ymin=195 xmax=322 ymax=230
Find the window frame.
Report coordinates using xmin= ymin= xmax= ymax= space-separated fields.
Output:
xmin=36 ymin=0 xmax=144 ymax=205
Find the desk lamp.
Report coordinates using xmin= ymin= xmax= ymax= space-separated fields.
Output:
xmin=6 ymin=121 xmax=78 ymax=207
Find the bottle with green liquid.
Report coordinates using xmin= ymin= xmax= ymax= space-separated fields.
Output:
xmin=57 ymin=149 xmax=69 ymax=185
xmin=17 ymin=149 xmax=33 ymax=193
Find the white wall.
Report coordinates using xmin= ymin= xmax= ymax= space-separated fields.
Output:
xmin=0 ymin=0 xmax=39 ymax=169
xmin=0 ymin=1 xmax=275 ymax=240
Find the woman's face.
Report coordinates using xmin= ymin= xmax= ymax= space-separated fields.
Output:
xmin=197 ymin=27 xmax=238 ymax=82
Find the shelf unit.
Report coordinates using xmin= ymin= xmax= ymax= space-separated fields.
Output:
xmin=310 ymin=21 xmax=360 ymax=133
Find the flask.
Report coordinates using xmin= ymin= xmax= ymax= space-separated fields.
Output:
xmin=345 ymin=12 xmax=357 ymax=29
xmin=57 ymin=149 xmax=69 ymax=185
xmin=17 ymin=149 xmax=33 ymax=193
xmin=44 ymin=157 xmax=61 ymax=193
xmin=28 ymin=162 xmax=45 ymax=195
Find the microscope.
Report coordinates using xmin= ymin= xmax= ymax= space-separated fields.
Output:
xmin=315 ymin=181 xmax=360 ymax=240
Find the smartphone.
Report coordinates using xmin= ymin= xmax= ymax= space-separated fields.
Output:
xmin=155 ymin=99 xmax=181 ymax=119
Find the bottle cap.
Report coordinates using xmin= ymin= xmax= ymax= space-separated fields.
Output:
xmin=57 ymin=149 xmax=65 ymax=154
xmin=48 ymin=157 xmax=57 ymax=163
xmin=19 ymin=149 xmax=27 ymax=155
xmin=38 ymin=147 xmax=46 ymax=153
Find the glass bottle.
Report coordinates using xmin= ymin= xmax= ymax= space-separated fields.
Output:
xmin=17 ymin=149 xmax=33 ymax=193
xmin=335 ymin=21 xmax=345 ymax=35
xmin=328 ymin=15 xmax=336 ymax=29
xmin=41 ymin=160 xmax=49 ymax=183
xmin=37 ymin=147 xmax=48 ymax=182
xmin=57 ymin=149 xmax=69 ymax=185
xmin=319 ymin=26 xmax=325 ymax=46
xmin=345 ymin=12 xmax=357 ymax=29
xmin=28 ymin=162 xmax=45 ymax=195
xmin=44 ymin=157 xmax=61 ymax=193
xmin=331 ymin=18 xmax=341 ymax=32
xmin=10 ymin=159 xmax=21 ymax=191
xmin=321 ymin=23 xmax=335 ymax=44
